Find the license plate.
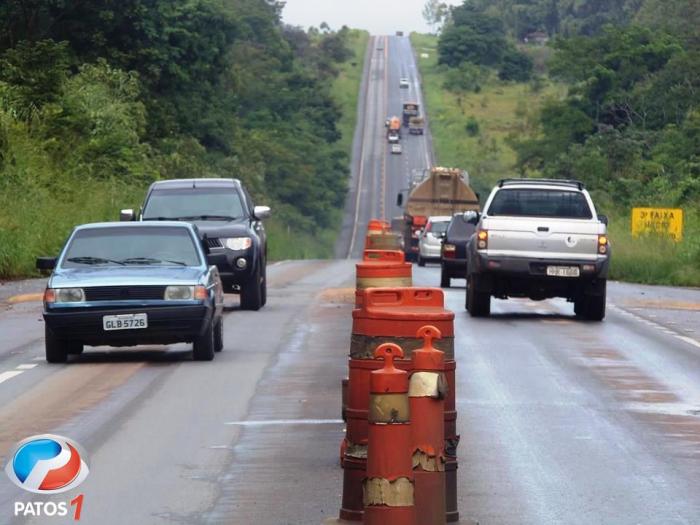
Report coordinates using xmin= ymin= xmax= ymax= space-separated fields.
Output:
xmin=103 ymin=313 xmax=148 ymax=331
xmin=546 ymin=265 xmax=580 ymax=278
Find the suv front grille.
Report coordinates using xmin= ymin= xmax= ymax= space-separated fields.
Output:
xmin=206 ymin=238 xmax=223 ymax=248
xmin=84 ymin=286 xmax=167 ymax=301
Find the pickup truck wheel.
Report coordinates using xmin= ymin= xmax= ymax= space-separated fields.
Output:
xmin=213 ymin=317 xmax=224 ymax=352
xmin=584 ymin=281 xmax=606 ymax=321
xmin=418 ymin=255 xmax=426 ymax=267
xmin=193 ymin=322 xmax=215 ymax=361
xmin=467 ymin=275 xmax=491 ymax=317
xmin=45 ymin=326 xmax=72 ymax=363
xmin=440 ymin=266 xmax=450 ymax=288
xmin=240 ymin=266 xmax=263 ymax=311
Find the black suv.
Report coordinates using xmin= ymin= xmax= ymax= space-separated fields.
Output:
xmin=122 ymin=178 xmax=270 ymax=310
xmin=440 ymin=212 xmax=476 ymax=288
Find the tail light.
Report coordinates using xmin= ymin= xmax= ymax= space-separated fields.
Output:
xmin=598 ymin=234 xmax=608 ymax=255
xmin=443 ymin=243 xmax=456 ymax=259
xmin=477 ymin=230 xmax=488 ymax=250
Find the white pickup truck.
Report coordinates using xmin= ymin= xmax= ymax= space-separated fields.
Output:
xmin=465 ymin=179 xmax=610 ymax=320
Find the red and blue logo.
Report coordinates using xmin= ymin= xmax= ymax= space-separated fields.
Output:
xmin=5 ymin=434 xmax=89 ymax=494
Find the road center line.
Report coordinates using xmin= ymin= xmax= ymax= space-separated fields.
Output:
xmin=0 ymin=371 xmax=23 ymax=385
xmin=676 ymin=336 xmax=700 ymax=349
xmin=224 ymin=419 xmax=344 ymax=427
xmin=16 ymin=364 xmax=37 ymax=370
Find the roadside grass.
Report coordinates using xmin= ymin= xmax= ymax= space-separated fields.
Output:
xmin=608 ymin=211 xmax=700 ymax=287
xmin=411 ymin=32 xmax=700 ymax=287
xmin=411 ymin=33 xmax=565 ymax=198
xmin=266 ymin=29 xmax=369 ymax=260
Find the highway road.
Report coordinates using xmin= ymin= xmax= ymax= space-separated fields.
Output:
xmin=1 ymin=35 xmax=700 ymax=525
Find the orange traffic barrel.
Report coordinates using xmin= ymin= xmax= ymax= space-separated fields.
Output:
xmin=363 ymin=343 xmax=416 ymax=525
xmin=355 ymin=250 xmax=412 ymax=306
xmin=365 ymin=232 xmax=402 ymax=251
xmin=340 ymin=288 xmax=455 ymax=521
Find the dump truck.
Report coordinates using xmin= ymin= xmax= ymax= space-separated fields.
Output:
xmin=387 ymin=116 xmax=401 ymax=142
xmin=395 ymin=167 xmax=480 ymax=261
xmin=402 ymin=102 xmax=419 ymax=127
xmin=409 ymin=116 xmax=424 ymax=135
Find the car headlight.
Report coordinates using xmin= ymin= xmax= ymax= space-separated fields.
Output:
xmin=46 ymin=288 xmax=85 ymax=303
xmin=224 ymin=237 xmax=253 ymax=250
xmin=164 ymin=286 xmax=194 ymax=300
xmin=164 ymin=285 xmax=208 ymax=301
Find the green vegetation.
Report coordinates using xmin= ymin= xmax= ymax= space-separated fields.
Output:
xmin=415 ymin=0 xmax=700 ymax=286
xmin=412 ymin=33 xmax=564 ymax=198
xmin=0 ymin=2 xmax=367 ymax=276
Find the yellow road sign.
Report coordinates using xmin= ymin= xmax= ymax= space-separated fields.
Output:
xmin=631 ymin=207 xmax=683 ymax=241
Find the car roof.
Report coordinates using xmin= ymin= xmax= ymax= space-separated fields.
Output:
xmin=73 ymin=221 xmax=195 ymax=231
xmin=149 ymin=178 xmax=240 ymax=190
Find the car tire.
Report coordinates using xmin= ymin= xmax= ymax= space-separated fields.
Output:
xmin=440 ymin=266 xmax=450 ymax=288
xmin=583 ymin=280 xmax=606 ymax=321
xmin=260 ymin=263 xmax=267 ymax=307
xmin=213 ymin=317 xmax=224 ymax=352
xmin=467 ymin=275 xmax=491 ymax=317
xmin=418 ymin=255 xmax=426 ymax=267
xmin=45 ymin=326 xmax=72 ymax=363
xmin=193 ymin=321 xmax=215 ymax=361
xmin=240 ymin=265 xmax=263 ymax=311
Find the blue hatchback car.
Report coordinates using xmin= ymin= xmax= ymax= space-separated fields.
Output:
xmin=36 ymin=222 xmax=224 ymax=363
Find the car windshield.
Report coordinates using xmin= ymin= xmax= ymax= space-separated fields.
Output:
xmin=488 ymin=189 xmax=593 ymax=219
xmin=61 ymin=227 xmax=202 ymax=268
xmin=427 ymin=221 xmax=449 ymax=235
xmin=447 ymin=217 xmax=476 ymax=239
xmin=142 ymin=188 xmax=244 ymax=221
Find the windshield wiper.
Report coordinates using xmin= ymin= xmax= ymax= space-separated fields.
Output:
xmin=178 ymin=215 xmax=240 ymax=221
xmin=120 ymin=257 xmax=187 ymax=266
xmin=66 ymin=256 xmax=125 ymax=266
xmin=141 ymin=216 xmax=186 ymax=221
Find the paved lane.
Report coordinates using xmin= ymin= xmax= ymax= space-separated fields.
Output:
xmin=413 ymin=265 xmax=700 ymax=524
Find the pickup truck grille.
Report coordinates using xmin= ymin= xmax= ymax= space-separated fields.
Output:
xmin=84 ymin=286 xmax=166 ymax=301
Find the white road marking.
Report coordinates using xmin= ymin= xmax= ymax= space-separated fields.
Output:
xmin=0 ymin=371 xmax=23 ymax=385
xmin=676 ymin=336 xmax=700 ymax=349
xmin=16 ymin=364 xmax=37 ymax=370
xmin=224 ymin=419 xmax=344 ymax=427
xmin=33 ymin=357 xmax=44 ymax=361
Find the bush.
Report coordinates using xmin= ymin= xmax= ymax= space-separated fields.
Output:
xmin=465 ymin=117 xmax=480 ymax=136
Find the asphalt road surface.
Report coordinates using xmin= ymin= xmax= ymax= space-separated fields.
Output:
xmin=1 ymin=36 xmax=699 ymax=525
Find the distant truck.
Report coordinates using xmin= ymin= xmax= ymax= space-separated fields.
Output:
xmin=395 ymin=167 xmax=480 ymax=261
xmin=402 ymin=102 xmax=419 ymax=127
xmin=387 ymin=116 xmax=401 ymax=142
xmin=409 ymin=116 xmax=424 ymax=135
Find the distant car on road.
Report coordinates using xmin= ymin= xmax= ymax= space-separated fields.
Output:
xmin=465 ymin=179 xmax=610 ymax=319
xmin=440 ymin=213 xmax=476 ymax=287
xmin=417 ymin=216 xmax=451 ymax=267
xmin=36 ymin=222 xmax=225 ymax=363
xmin=391 ymin=143 xmax=402 ymax=154
xmin=122 ymin=178 xmax=270 ymax=311
xmin=399 ymin=78 xmax=410 ymax=89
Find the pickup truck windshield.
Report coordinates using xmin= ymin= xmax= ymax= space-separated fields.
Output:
xmin=143 ymin=189 xmax=245 ymax=221
xmin=62 ymin=227 xmax=201 ymax=268
xmin=488 ymin=189 xmax=593 ymax=219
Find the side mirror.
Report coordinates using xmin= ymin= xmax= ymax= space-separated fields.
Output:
xmin=36 ymin=257 xmax=57 ymax=271
xmin=120 ymin=209 xmax=135 ymax=222
xmin=463 ymin=210 xmax=479 ymax=224
xmin=598 ymin=214 xmax=608 ymax=226
xmin=253 ymin=205 xmax=271 ymax=220
xmin=439 ymin=232 xmax=446 ymax=239
xmin=396 ymin=193 xmax=404 ymax=207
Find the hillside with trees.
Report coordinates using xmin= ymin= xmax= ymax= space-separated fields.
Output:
xmin=0 ymin=0 xmax=360 ymax=276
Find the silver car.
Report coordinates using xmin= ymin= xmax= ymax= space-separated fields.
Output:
xmin=417 ymin=216 xmax=451 ymax=266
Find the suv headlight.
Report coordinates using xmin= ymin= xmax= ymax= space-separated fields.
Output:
xmin=224 ymin=237 xmax=252 ymax=250
xmin=46 ymin=288 xmax=85 ymax=303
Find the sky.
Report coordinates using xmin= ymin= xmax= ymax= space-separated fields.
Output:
xmin=282 ymin=0 xmax=464 ymax=35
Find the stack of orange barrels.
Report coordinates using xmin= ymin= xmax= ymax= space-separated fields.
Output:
xmin=336 ymin=217 xmax=460 ymax=524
